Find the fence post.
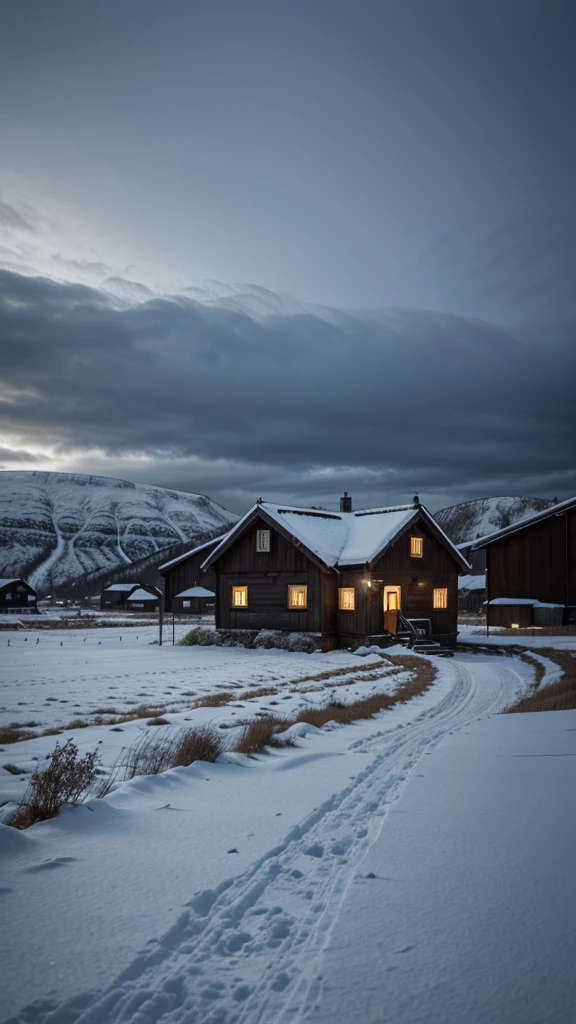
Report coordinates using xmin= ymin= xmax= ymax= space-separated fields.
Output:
xmin=159 ymin=591 xmax=164 ymax=646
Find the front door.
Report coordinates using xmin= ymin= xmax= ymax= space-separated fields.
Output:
xmin=383 ymin=586 xmax=401 ymax=634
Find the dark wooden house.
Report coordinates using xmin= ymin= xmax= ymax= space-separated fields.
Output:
xmin=0 ymin=578 xmax=38 ymax=614
xmin=125 ymin=586 xmax=162 ymax=612
xmin=159 ymin=536 xmax=223 ymax=614
xmin=201 ymin=496 xmax=470 ymax=649
xmin=473 ymin=496 xmax=576 ymax=629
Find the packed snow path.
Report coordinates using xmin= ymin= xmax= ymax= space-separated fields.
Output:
xmin=12 ymin=657 xmax=524 ymax=1024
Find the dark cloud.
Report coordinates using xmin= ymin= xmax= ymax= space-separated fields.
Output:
xmin=0 ymin=268 xmax=574 ymax=512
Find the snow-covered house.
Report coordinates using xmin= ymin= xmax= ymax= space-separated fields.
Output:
xmin=125 ymin=586 xmax=162 ymax=612
xmin=0 ymin=578 xmax=38 ymax=614
xmin=201 ymin=495 xmax=470 ymax=649
xmin=473 ymin=495 xmax=576 ymax=628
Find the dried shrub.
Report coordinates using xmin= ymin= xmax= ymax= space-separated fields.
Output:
xmin=178 ymin=627 xmax=216 ymax=646
xmin=172 ymin=726 xmax=225 ymax=766
xmin=122 ymin=731 xmax=180 ymax=779
xmin=11 ymin=739 xmax=100 ymax=829
xmin=234 ymin=716 xmax=291 ymax=755
xmin=0 ymin=727 xmax=38 ymax=745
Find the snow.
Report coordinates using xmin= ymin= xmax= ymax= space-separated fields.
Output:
xmin=159 ymin=534 xmax=230 ymax=572
xmin=175 ymin=586 xmax=216 ymax=598
xmin=458 ymin=573 xmax=486 ymax=591
xmin=0 ymin=578 xmax=22 ymax=587
xmin=0 ymin=645 xmax=551 ymax=1023
xmin=471 ymin=494 xmax=576 ymax=549
xmin=435 ymin=496 xmax=558 ymax=546
xmin=102 ymin=583 xmax=140 ymax=592
xmin=126 ymin=588 xmax=158 ymax=602
xmin=487 ymin=598 xmax=565 ymax=607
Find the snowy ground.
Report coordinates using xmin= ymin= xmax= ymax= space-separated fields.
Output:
xmin=0 ymin=646 xmax=543 ymax=1024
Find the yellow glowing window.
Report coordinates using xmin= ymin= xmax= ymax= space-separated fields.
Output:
xmin=410 ymin=536 xmax=423 ymax=558
xmin=288 ymin=584 xmax=307 ymax=609
xmin=256 ymin=529 xmax=270 ymax=552
xmin=433 ymin=587 xmax=448 ymax=609
xmin=232 ymin=586 xmax=248 ymax=608
xmin=339 ymin=587 xmax=355 ymax=610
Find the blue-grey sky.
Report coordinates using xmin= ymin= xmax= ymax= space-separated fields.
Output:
xmin=0 ymin=0 xmax=574 ymax=513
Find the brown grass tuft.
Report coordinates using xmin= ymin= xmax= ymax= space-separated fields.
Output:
xmin=233 ymin=716 xmax=291 ymax=755
xmin=192 ymin=692 xmax=235 ymax=709
xmin=172 ymin=726 xmax=225 ymax=766
xmin=505 ymin=649 xmax=576 ymax=713
xmin=0 ymin=727 xmax=38 ymax=744
xmin=64 ymin=719 xmax=90 ymax=730
xmin=237 ymin=686 xmax=278 ymax=700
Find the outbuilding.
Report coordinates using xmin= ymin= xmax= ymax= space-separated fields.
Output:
xmin=125 ymin=586 xmax=162 ymax=612
xmin=100 ymin=583 xmax=141 ymax=610
xmin=473 ymin=495 xmax=576 ymax=628
xmin=0 ymin=578 xmax=38 ymax=614
xmin=201 ymin=494 xmax=470 ymax=649
xmin=159 ymin=534 xmax=227 ymax=614
xmin=172 ymin=586 xmax=215 ymax=614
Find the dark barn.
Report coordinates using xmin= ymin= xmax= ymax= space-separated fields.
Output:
xmin=0 ymin=578 xmax=38 ymax=614
xmin=474 ymin=496 xmax=576 ymax=628
xmin=100 ymin=583 xmax=141 ymax=610
xmin=125 ymin=586 xmax=162 ymax=612
xmin=201 ymin=496 xmax=470 ymax=649
xmin=171 ymin=586 xmax=215 ymax=614
xmin=159 ymin=536 xmax=224 ymax=614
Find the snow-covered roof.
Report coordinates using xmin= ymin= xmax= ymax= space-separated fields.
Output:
xmin=473 ymin=495 xmax=576 ymax=549
xmin=458 ymin=574 xmax=486 ymax=591
xmin=102 ymin=583 xmax=140 ymax=592
xmin=127 ymin=588 xmax=159 ymax=601
xmin=175 ymin=586 xmax=216 ymax=598
xmin=0 ymin=578 xmax=24 ymax=587
xmin=202 ymin=501 xmax=470 ymax=571
xmin=158 ymin=533 xmax=230 ymax=573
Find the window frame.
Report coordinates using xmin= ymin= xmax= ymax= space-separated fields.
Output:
xmin=410 ymin=536 xmax=424 ymax=558
xmin=256 ymin=529 xmax=271 ymax=552
xmin=433 ymin=587 xmax=448 ymax=609
xmin=231 ymin=585 xmax=249 ymax=608
xmin=287 ymin=583 xmax=308 ymax=610
xmin=338 ymin=587 xmax=356 ymax=611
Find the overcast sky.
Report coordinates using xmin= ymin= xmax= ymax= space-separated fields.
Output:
xmin=0 ymin=0 xmax=574 ymax=513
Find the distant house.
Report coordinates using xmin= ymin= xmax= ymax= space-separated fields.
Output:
xmin=473 ymin=496 xmax=576 ymax=628
xmin=159 ymin=535 xmax=225 ymax=614
xmin=200 ymin=495 xmax=470 ymax=649
xmin=171 ymin=586 xmax=215 ymax=614
xmin=125 ymin=586 xmax=162 ymax=612
xmin=0 ymin=578 xmax=38 ymax=614
xmin=100 ymin=583 xmax=141 ymax=610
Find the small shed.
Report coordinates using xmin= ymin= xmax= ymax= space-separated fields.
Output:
xmin=172 ymin=586 xmax=215 ymax=614
xmin=125 ymin=586 xmax=162 ymax=612
xmin=0 ymin=578 xmax=38 ymax=614
xmin=100 ymin=583 xmax=140 ymax=610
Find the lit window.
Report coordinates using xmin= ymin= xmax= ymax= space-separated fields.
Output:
xmin=182 ymin=600 xmax=191 ymax=608
xmin=339 ymin=587 xmax=355 ymax=610
xmin=256 ymin=529 xmax=270 ymax=552
xmin=433 ymin=588 xmax=448 ymax=609
xmin=288 ymin=584 xmax=307 ymax=609
xmin=232 ymin=586 xmax=248 ymax=607
xmin=410 ymin=536 xmax=423 ymax=558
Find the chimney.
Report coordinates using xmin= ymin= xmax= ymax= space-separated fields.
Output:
xmin=413 ymin=493 xmax=420 ymax=506
xmin=340 ymin=491 xmax=352 ymax=513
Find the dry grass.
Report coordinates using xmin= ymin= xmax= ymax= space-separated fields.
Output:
xmin=0 ymin=727 xmax=38 ymax=744
xmin=64 ymin=719 xmax=90 ymax=730
xmin=192 ymin=691 xmax=236 ymax=709
xmin=237 ymin=686 xmax=278 ymax=700
xmin=505 ymin=649 xmax=576 ymax=713
xmin=233 ymin=716 xmax=292 ymax=755
xmin=172 ymin=726 xmax=226 ymax=766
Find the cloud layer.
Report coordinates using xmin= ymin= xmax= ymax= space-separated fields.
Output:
xmin=1 ymin=268 xmax=574 ymax=512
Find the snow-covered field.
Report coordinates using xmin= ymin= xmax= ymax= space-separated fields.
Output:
xmin=1 ymin=631 xmax=575 ymax=1023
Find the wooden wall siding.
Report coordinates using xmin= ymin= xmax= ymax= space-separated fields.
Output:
xmin=162 ymin=553 xmax=217 ymax=613
xmin=362 ymin=573 xmax=458 ymax=639
xmin=216 ymin=565 xmax=323 ymax=632
xmin=216 ymin=517 xmax=312 ymax=574
xmin=336 ymin=571 xmax=369 ymax=637
xmin=486 ymin=513 xmax=570 ymax=606
xmin=488 ymin=604 xmax=533 ymax=629
xmin=373 ymin=521 xmax=459 ymax=576
xmin=569 ymin=510 xmax=576 ymax=605
xmin=321 ymin=573 xmax=338 ymax=634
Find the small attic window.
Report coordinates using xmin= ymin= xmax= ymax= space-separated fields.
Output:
xmin=232 ymin=586 xmax=248 ymax=608
xmin=288 ymin=584 xmax=307 ymax=609
xmin=256 ymin=529 xmax=270 ymax=552
xmin=433 ymin=587 xmax=448 ymax=609
xmin=410 ymin=536 xmax=423 ymax=558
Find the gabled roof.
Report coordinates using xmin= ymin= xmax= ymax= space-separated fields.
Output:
xmin=175 ymin=586 xmax=215 ymax=598
xmin=472 ymin=495 xmax=576 ymax=549
xmin=201 ymin=501 xmax=470 ymax=572
xmin=158 ymin=533 xmax=230 ymax=573
xmin=102 ymin=583 xmax=140 ymax=592
xmin=0 ymin=578 xmax=28 ymax=588
xmin=127 ymin=588 xmax=160 ymax=601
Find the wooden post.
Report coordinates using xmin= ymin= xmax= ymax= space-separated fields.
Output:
xmin=172 ymin=613 xmax=175 ymax=646
xmin=159 ymin=591 xmax=164 ymax=646
xmin=485 ymin=564 xmax=489 ymax=637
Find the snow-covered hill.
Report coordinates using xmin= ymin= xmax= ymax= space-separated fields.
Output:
xmin=0 ymin=471 xmax=237 ymax=593
xmin=434 ymin=495 xmax=556 ymax=545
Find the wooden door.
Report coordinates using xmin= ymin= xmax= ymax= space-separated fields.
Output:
xmin=383 ymin=586 xmax=401 ymax=634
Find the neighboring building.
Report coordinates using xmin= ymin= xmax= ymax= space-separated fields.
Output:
xmin=457 ymin=541 xmax=486 ymax=575
xmin=473 ymin=496 xmax=576 ymax=628
xmin=200 ymin=495 xmax=470 ymax=649
xmin=159 ymin=535 xmax=226 ymax=614
xmin=0 ymin=578 xmax=38 ymax=614
xmin=171 ymin=586 xmax=215 ymax=614
xmin=125 ymin=586 xmax=162 ymax=612
xmin=458 ymin=574 xmax=486 ymax=613
xmin=100 ymin=583 xmax=142 ymax=609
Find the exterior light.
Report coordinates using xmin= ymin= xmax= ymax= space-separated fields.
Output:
xmin=367 ymin=580 xmax=372 ymax=587
xmin=511 ymin=623 xmax=519 ymax=629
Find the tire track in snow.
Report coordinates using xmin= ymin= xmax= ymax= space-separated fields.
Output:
xmin=12 ymin=658 xmax=522 ymax=1024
